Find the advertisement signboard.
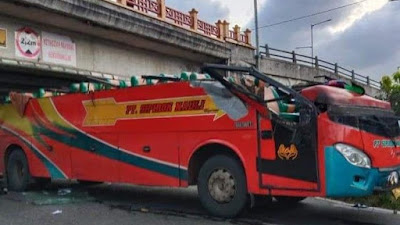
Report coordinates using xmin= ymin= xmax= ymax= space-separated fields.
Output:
xmin=42 ymin=31 xmax=76 ymax=67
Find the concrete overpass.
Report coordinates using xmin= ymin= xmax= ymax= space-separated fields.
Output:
xmin=0 ymin=0 xmax=380 ymax=96
xmin=258 ymin=46 xmax=381 ymax=96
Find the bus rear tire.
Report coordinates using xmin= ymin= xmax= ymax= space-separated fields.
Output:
xmin=197 ymin=155 xmax=247 ymax=218
xmin=6 ymin=149 xmax=31 ymax=192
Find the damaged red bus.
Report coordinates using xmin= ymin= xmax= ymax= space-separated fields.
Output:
xmin=0 ymin=65 xmax=399 ymax=217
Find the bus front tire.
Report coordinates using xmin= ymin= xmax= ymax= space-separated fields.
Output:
xmin=6 ymin=149 xmax=31 ymax=192
xmin=197 ymin=155 xmax=247 ymax=218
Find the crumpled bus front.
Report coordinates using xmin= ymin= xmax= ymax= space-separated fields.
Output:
xmin=324 ymin=105 xmax=400 ymax=197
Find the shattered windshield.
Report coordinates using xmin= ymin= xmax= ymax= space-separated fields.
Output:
xmin=203 ymin=65 xmax=306 ymax=119
xmin=191 ymin=81 xmax=248 ymax=120
xmin=227 ymin=72 xmax=297 ymax=115
xmin=328 ymin=105 xmax=400 ymax=138
xmin=223 ymin=71 xmax=265 ymax=103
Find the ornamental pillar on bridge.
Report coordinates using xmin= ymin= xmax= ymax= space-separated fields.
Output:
xmin=189 ymin=8 xmax=198 ymax=31
xmin=233 ymin=25 xmax=241 ymax=41
xmin=244 ymin=29 xmax=252 ymax=45
xmin=222 ymin=20 xmax=230 ymax=40
xmin=216 ymin=20 xmax=224 ymax=40
xmin=117 ymin=0 xmax=127 ymax=6
xmin=157 ymin=0 xmax=166 ymax=19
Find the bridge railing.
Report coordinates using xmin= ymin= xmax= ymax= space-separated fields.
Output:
xmin=260 ymin=45 xmax=381 ymax=89
xmin=105 ymin=0 xmax=252 ymax=47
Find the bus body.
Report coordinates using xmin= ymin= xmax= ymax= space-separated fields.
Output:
xmin=0 ymin=65 xmax=399 ymax=217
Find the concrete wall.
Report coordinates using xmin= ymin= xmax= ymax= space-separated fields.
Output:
xmin=0 ymin=0 xmax=233 ymax=61
xmin=0 ymin=15 xmax=204 ymax=78
xmin=0 ymin=0 xmax=380 ymax=97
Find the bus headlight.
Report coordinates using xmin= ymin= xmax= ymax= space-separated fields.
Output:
xmin=334 ymin=143 xmax=371 ymax=169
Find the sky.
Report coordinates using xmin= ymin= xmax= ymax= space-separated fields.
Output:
xmin=167 ymin=0 xmax=400 ymax=81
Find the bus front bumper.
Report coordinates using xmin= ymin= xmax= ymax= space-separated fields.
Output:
xmin=325 ymin=146 xmax=400 ymax=197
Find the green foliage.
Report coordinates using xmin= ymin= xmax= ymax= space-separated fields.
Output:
xmin=338 ymin=193 xmax=400 ymax=210
xmin=380 ymin=71 xmax=400 ymax=115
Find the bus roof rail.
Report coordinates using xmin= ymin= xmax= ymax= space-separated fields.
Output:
xmin=141 ymin=75 xmax=181 ymax=82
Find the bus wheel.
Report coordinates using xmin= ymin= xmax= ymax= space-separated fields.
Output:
xmin=197 ymin=155 xmax=247 ymax=218
xmin=275 ymin=196 xmax=306 ymax=205
xmin=6 ymin=149 xmax=31 ymax=192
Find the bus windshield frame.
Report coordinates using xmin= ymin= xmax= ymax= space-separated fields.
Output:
xmin=202 ymin=64 xmax=316 ymax=112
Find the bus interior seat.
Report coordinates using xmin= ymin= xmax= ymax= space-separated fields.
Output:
xmin=264 ymin=87 xmax=299 ymax=122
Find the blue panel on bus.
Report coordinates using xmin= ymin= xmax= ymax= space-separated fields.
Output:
xmin=325 ymin=146 xmax=379 ymax=197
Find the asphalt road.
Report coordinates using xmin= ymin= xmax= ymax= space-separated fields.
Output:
xmin=0 ymin=182 xmax=399 ymax=225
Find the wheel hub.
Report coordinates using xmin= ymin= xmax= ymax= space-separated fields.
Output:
xmin=208 ymin=169 xmax=236 ymax=203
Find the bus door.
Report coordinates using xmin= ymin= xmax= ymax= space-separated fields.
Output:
xmin=257 ymin=92 xmax=319 ymax=191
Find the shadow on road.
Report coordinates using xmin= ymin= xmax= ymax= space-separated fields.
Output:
xmin=1 ymin=181 xmax=398 ymax=225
